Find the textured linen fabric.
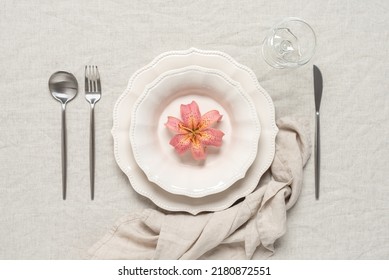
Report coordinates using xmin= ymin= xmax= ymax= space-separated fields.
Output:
xmin=0 ymin=0 xmax=388 ymax=259
xmin=88 ymin=118 xmax=311 ymax=259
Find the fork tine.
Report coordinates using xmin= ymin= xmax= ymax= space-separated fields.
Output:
xmin=90 ymin=66 xmax=94 ymax=92
xmin=85 ymin=65 xmax=89 ymax=92
xmin=91 ymin=65 xmax=96 ymax=92
xmin=95 ymin=66 xmax=101 ymax=93
xmin=92 ymin=66 xmax=97 ymax=92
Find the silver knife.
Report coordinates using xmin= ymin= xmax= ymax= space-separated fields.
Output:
xmin=313 ymin=65 xmax=323 ymax=200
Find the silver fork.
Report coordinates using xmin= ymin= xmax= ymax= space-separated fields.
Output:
xmin=85 ymin=65 xmax=101 ymax=200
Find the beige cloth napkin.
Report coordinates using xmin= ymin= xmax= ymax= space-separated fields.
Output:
xmin=88 ymin=117 xmax=311 ymax=259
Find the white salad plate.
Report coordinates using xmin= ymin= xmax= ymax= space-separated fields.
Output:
xmin=130 ymin=66 xmax=261 ymax=197
xmin=112 ymin=48 xmax=278 ymax=214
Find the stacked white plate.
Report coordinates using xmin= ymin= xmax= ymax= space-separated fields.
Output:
xmin=130 ymin=66 xmax=261 ymax=197
xmin=112 ymin=48 xmax=278 ymax=215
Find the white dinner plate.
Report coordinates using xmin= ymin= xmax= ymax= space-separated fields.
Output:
xmin=112 ymin=48 xmax=278 ymax=214
xmin=130 ymin=66 xmax=260 ymax=197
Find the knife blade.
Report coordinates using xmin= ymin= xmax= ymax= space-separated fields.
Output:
xmin=313 ymin=65 xmax=323 ymax=200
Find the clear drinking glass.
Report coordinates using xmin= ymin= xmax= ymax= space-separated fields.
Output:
xmin=262 ymin=17 xmax=316 ymax=69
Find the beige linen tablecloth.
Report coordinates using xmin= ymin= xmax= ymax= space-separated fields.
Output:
xmin=0 ymin=0 xmax=388 ymax=259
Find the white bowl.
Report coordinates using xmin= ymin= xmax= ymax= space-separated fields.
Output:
xmin=129 ymin=66 xmax=261 ymax=197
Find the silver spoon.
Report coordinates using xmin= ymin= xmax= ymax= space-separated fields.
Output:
xmin=49 ymin=71 xmax=78 ymax=200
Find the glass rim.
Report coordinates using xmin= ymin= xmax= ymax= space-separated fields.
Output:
xmin=274 ymin=17 xmax=316 ymax=40
xmin=262 ymin=17 xmax=317 ymax=68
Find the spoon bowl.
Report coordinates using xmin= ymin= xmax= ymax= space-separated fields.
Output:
xmin=48 ymin=71 xmax=78 ymax=199
xmin=49 ymin=71 xmax=78 ymax=104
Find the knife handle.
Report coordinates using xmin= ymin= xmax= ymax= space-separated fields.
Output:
xmin=315 ymin=111 xmax=320 ymax=200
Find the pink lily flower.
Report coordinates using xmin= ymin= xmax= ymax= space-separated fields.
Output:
xmin=165 ymin=101 xmax=224 ymax=160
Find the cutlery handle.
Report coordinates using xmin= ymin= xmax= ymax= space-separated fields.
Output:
xmin=90 ymin=104 xmax=95 ymax=200
xmin=315 ymin=111 xmax=320 ymax=200
xmin=61 ymin=103 xmax=67 ymax=200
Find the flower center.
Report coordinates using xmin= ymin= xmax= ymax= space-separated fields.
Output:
xmin=181 ymin=125 xmax=201 ymax=142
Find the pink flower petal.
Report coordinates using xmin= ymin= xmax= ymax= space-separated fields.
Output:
xmin=169 ymin=134 xmax=192 ymax=154
xmin=180 ymin=101 xmax=201 ymax=130
xmin=198 ymin=110 xmax=222 ymax=130
xmin=165 ymin=116 xmax=187 ymax=134
xmin=198 ymin=128 xmax=224 ymax=146
xmin=190 ymin=137 xmax=206 ymax=160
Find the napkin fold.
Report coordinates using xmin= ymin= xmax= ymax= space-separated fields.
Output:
xmin=88 ymin=117 xmax=311 ymax=259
